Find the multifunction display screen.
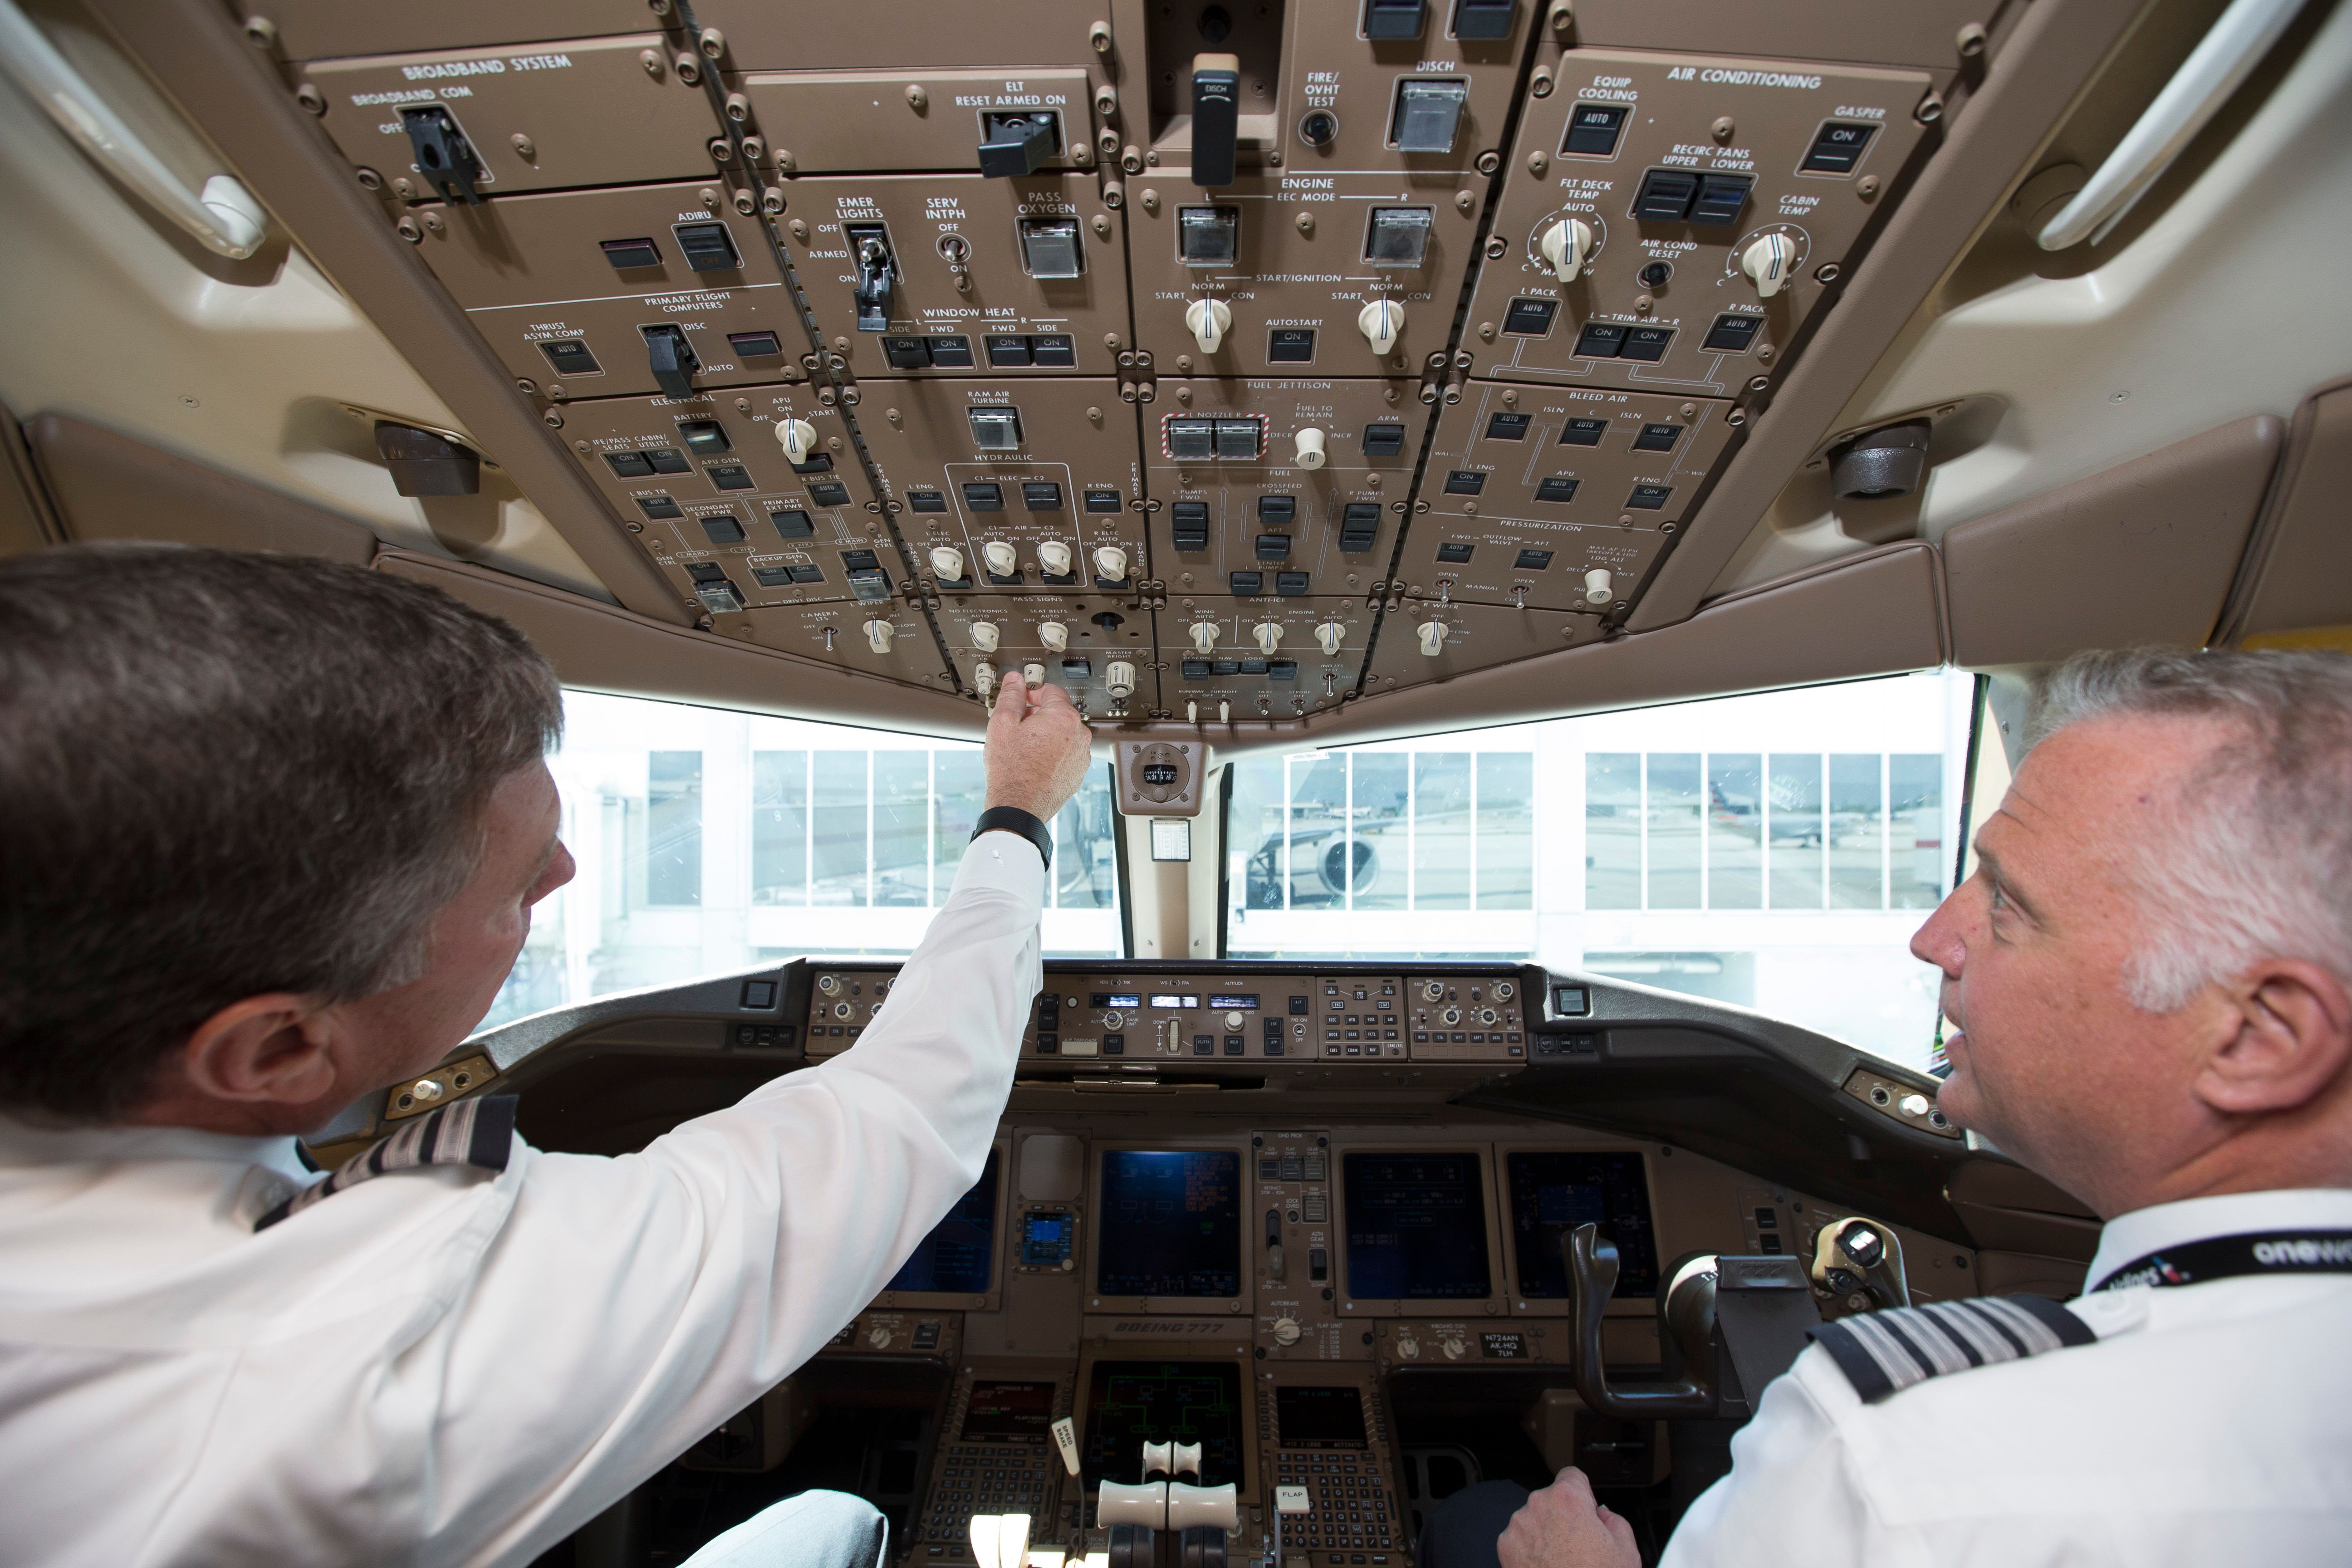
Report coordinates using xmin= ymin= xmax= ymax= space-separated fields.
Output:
xmin=885 ymin=1148 xmax=999 ymax=1294
xmin=1343 ymin=1152 xmax=1492 ymax=1299
xmin=1275 ymin=1385 xmax=1368 ymax=1447
xmin=1505 ymin=1150 xmax=1659 ymax=1298
xmin=963 ymin=1379 xmax=1057 ymax=1441
xmin=1081 ymin=1360 xmax=1245 ymax=1488
xmin=1096 ymin=1150 xmax=1243 ymax=1297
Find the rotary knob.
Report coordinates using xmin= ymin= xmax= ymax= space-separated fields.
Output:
xmin=1741 ymin=232 xmax=1798 ymax=299
xmin=1093 ymin=544 xmax=1129 ymax=582
xmin=1022 ymin=662 xmax=1047 ymax=686
xmin=1395 ymin=1332 xmax=1421 ymax=1360
xmin=1106 ymin=661 xmax=1137 ymax=700
xmin=774 ymin=418 xmax=819 ymax=463
xmin=1186 ymin=296 xmax=1232 ymax=354
xmin=1421 ymin=980 xmax=1445 ymax=1001
xmin=1292 ymin=426 xmax=1327 ymax=469
xmin=1038 ymin=620 xmax=1069 ymax=652
xmin=983 ymin=539 xmax=1019 ymax=578
xmin=1441 ymin=1006 xmax=1461 ymax=1026
xmin=1225 ymin=1010 xmax=1247 ymax=1031
xmin=1191 ymin=621 xmax=1219 ymax=653
xmin=864 ymin=619 xmax=895 ymax=654
xmin=867 ymin=1324 xmax=893 ymax=1350
xmin=1475 ymin=1007 xmax=1498 ymax=1026
xmin=930 ymin=545 xmax=967 ymax=582
xmin=1494 ymin=982 xmax=1515 ymax=1000
xmin=1417 ymin=620 xmax=1448 ymax=657
xmin=1315 ymin=621 xmax=1345 ymax=657
xmin=972 ymin=660 xmax=998 ymax=697
xmin=1583 ymin=567 xmax=1613 ymax=606
xmin=1538 ymin=217 xmax=1594 ymax=280
xmin=1103 ymin=1011 xmax=1124 ymax=1029
xmin=1037 ymin=539 xmax=1073 ymax=578
xmin=835 ymin=1001 xmax=855 ymax=1019
xmin=818 ymin=974 xmax=840 ymax=994
xmin=1272 ymin=1317 xmax=1303 ymax=1346
xmin=1440 ymin=1336 xmax=1466 ymax=1361
xmin=1254 ymin=622 xmax=1284 ymax=655
xmin=1357 ymin=298 xmax=1405 ymax=355
xmin=970 ymin=621 xmax=1000 ymax=653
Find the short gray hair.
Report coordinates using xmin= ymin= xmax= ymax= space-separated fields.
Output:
xmin=2027 ymin=647 xmax=2352 ymax=1011
xmin=0 ymin=544 xmax=561 ymax=1121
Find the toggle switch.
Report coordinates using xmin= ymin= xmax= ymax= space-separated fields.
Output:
xmin=400 ymin=107 xmax=483 ymax=204
xmin=983 ymin=539 xmax=1020 ymax=579
xmin=1539 ymin=217 xmax=1594 ymax=281
xmin=847 ymin=226 xmax=897 ymax=331
xmin=1418 ymin=620 xmax=1448 ymax=656
xmin=866 ymin=619 xmax=896 ymax=654
xmin=1094 ymin=544 xmax=1129 ymax=583
xmin=1741 ymin=232 xmax=1797 ymax=298
xmin=1358 ymin=298 xmax=1405 ymax=355
xmin=973 ymin=659 xmax=998 ymax=696
xmin=1191 ymin=621 xmax=1219 ymax=653
xmin=1185 ymin=297 xmax=1233 ymax=356
xmin=1186 ymin=699 xmax=1200 ymax=722
xmin=970 ymin=620 xmax=1000 ymax=653
xmin=1106 ymin=660 xmax=1137 ymax=700
xmin=932 ymin=546 xmax=968 ymax=583
xmin=774 ymin=418 xmax=818 ymax=464
xmin=1254 ymin=621 xmax=1284 ymax=655
xmin=1315 ymin=621 xmax=1344 ymax=656
xmin=1218 ymin=700 xmax=1231 ymax=723
xmin=1038 ymin=539 xmax=1074 ymax=578
xmin=1190 ymin=53 xmax=1241 ymax=187
xmin=1583 ymin=567 xmax=1613 ymax=605
xmin=1038 ymin=619 xmax=1069 ymax=652
xmin=644 ymin=326 xmax=700 ymax=399
xmin=1291 ymin=426 xmax=1327 ymax=469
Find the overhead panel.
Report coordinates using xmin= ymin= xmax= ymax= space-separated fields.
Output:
xmin=936 ymin=595 xmax=1161 ymax=717
xmin=1164 ymin=594 xmax=1380 ymax=722
xmin=265 ymin=0 xmax=656 ymax=60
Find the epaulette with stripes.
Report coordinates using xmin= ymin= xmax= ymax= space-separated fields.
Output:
xmin=256 ymin=1094 xmax=518 ymax=1231
xmin=1809 ymin=1294 xmax=2096 ymax=1403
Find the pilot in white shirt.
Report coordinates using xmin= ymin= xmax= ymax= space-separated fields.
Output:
xmin=0 ymin=545 xmax=1095 ymax=1567
xmin=1423 ymin=647 xmax=2352 ymax=1568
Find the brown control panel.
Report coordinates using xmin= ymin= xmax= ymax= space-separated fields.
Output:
xmin=305 ymin=0 xmax=1965 ymax=706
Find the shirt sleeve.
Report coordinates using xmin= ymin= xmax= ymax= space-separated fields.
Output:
xmin=1661 ymin=1346 xmax=1901 ymax=1568
xmin=423 ymin=833 xmax=1045 ymax=1565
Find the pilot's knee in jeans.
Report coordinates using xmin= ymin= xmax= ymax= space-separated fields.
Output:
xmin=1417 ymin=1480 xmax=1533 ymax=1568
xmin=681 ymin=1488 xmax=888 ymax=1568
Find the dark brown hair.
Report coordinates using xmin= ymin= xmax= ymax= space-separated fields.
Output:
xmin=0 ymin=543 xmax=561 ymax=1120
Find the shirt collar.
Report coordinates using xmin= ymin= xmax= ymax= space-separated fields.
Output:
xmin=2087 ymin=1187 xmax=2352 ymax=1291
xmin=0 ymin=1114 xmax=314 ymax=1185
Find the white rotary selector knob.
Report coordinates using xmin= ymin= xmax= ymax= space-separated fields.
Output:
xmin=1105 ymin=660 xmax=1137 ymax=700
xmin=1357 ymin=298 xmax=1405 ymax=355
xmin=1037 ymin=539 xmax=1073 ymax=577
xmin=970 ymin=621 xmax=1000 ymax=653
xmin=774 ymin=418 xmax=818 ymax=463
xmin=1038 ymin=619 xmax=1069 ymax=652
xmin=1093 ymin=544 xmax=1128 ymax=581
xmin=1254 ymin=621 xmax=1284 ymax=655
xmin=972 ymin=659 xmax=998 ymax=696
xmin=1539 ymin=216 xmax=1594 ymax=281
xmin=865 ymin=619 xmax=895 ymax=654
xmin=1272 ymin=1316 xmax=1302 ymax=1346
xmin=1314 ymin=621 xmax=1345 ymax=657
xmin=981 ymin=539 xmax=1019 ymax=577
xmin=1417 ymin=620 xmax=1448 ymax=657
xmin=1291 ymin=426 xmax=1327 ymax=469
xmin=1741 ymin=231 xmax=1798 ymax=299
xmin=1022 ymin=661 xmax=1047 ymax=686
xmin=930 ymin=545 xmax=966 ymax=581
xmin=1185 ymin=296 xmax=1233 ymax=354
xmin=1191 ymin=620 xmax=1219 ymax=653
xmin=1583 ymin=567 xmax=1613 ymax=605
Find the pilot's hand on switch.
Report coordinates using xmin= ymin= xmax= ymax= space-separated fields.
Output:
xmin=1497 ymin=1468 xmax=1640 ymax=1568
xmin=984 ymin=669 xmax=1094 ymax=822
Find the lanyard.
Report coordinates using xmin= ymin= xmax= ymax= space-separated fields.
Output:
xmin=2089 ymin=1229 xmax=2352 ymax=1294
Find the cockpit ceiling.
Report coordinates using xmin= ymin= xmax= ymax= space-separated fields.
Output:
xmin=1 ymin=0 xmax=2348 ymax=745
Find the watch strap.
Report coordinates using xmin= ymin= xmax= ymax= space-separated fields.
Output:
xmin=971 ymin=805 xmax=1053 ymax=873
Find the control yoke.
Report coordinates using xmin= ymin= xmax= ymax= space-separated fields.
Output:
xmin=1565 ymin=1222 xmax=1719 ymax=1417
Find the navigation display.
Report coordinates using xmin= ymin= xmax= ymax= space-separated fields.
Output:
xmin=1097 ymin=1150 xmax=1242 ymax=1297
xmin=1343 ymin=1152 xmax=1492 ymax=1299
xmin=1275 ymin=1386 xmax=1368 ymax=1447
xmin=1081 ymin=1360 xmax=1245 ymax=1488
xmin=885 ymin=1148 xmax=1000 ymax=1295
xmin=963 ymin=1380 xmax=1056 ymax=1441
xmin=1505 ymin=1151 xmax=1659 ymax=1298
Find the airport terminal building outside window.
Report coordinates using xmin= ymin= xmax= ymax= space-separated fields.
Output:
xmin=487 ymin=672 xmax=1970 ymax=1074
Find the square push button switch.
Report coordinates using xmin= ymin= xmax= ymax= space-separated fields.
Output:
xmin=699 ymin=514 xmax=745 ymax=544
xmin=967 ymin=407 xmax=1023 ymax=450
xmin=1268 ymin=328 xmax=1317 ymax=363
xmin=1366 ymin=0 xmax=1425 ymax=38
xmin=1167 ymin=417 xmax=1216 ymax=460
xmin=1017 ymin=216 xmax=1084 ymax=278
xmin=1392 ymin=80 xmax=1469 ymax=155
xmin=1627 ymin=482 xmax=1674 ymax=510
xmin=1362 ymin=421 xmax=1408 ymax=457
xmin=1620 ymin=324 xmax=1675 ymax=362
xmin=1631 ymin=169 xmax=1699 ymax=221
xmin=599 ymin=236 xmax=662 ymax=269
xmin=1503 ymin=297 xmax=1558 ymax=335
xmin=1802 ymin=121 xmax=1879 ymax=174
xmin=727 ymin=331 xmax=783 ymax=359
xmin=882 ymin=336 xmax=932 ymax=368
xmin=1690 ymin=174 xmax=1754 ymax=226
xmin=1562 ymin=103 xmax=1628 ymax=157
xmin=1178 ymin=206 xmax=1240 ymax=265
xmin=1214 ymin=418 xmax=1263 ymax=459
xmin=1704 ymin=313 xmax=1764 ymax=353
xmin=1535 ymin=476 xmax=1580 ymax=503
xmin=673 ymin=222 xmax=740 ymax=272
xmin=1573 ymin=321 xmax=1628 ymax=358
xmin=539 ymin=338 xmax=601 ymax=375
xmin=1365 ymin=206 xmax=1435 ymax=265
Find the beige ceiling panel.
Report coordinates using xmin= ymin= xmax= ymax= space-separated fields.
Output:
xmin=2228 ymin=381 xmax=2352 ymax=643
xmin=1943 ymin=415 xmax=2283 ymax=667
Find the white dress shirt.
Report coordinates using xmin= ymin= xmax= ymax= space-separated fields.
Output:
xmin=1665 ymin=1186 xmax=2352 ymax=1567
xmin=0 ymin=834 xmax=1044 ymax=1568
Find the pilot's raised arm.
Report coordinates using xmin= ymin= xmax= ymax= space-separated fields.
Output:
xmin=0 ymin=545 xmax=1093 ymax=1568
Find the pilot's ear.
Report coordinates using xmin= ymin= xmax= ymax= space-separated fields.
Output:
xmin=179 ymin=994 xmax=341 ymax=1107
xmin=2196 ymin=960 xmax=2352 ymax=1116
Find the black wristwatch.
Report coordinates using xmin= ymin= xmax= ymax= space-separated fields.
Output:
xmin=971 ymin=806 xmax=1053 ymax=873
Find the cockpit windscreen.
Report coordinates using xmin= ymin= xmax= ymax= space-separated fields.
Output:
xmin=1505 ymin=1151 xmax=1660 ymax=1298
xmin=1096 ymin=1150 xmax=1242 ymax=1297
xmin=1081 ymin=1360 xmax=1245 ymax=1489
xmin=886 ymin=1148 xmax=1000 ymax=1294
xmin=1343 ymin=1152 xmax=1492 ymax=1299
